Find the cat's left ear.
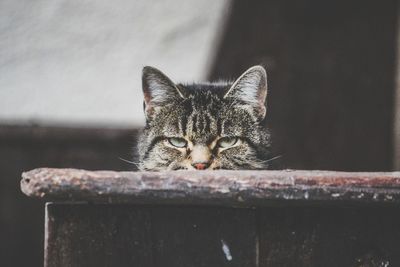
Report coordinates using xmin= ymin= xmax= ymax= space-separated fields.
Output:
xmin=224 ymin=65 xmax=268 ymax=120
xmin=142 ymin=66 xmax=186 ymax=120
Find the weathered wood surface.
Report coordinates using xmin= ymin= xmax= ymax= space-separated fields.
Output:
xmin=45 ymin=204 xmax=400 ymax=267
xmin=23 ymin=168 xmax=400 ymax=266
xmin=45 ymin=204 xmax=257 ymax=267
xmin=21 ymin=168 xmax=400 ymax=205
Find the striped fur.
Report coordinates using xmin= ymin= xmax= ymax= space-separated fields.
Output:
xmin=138 ymin=66 xmax=271 ymax=171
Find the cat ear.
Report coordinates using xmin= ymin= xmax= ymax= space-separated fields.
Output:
xmin=142 ymin=66 xmax=186 ymax=119
xmin=224 ymin=65 xmax=268 ymax=120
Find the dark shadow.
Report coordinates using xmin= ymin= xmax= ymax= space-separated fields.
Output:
xmin=209 ymin=0 xmax=398 ymax=171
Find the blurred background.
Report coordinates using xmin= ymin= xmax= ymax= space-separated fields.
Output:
xmin=1 ymin=0 xmax=399 ymax=266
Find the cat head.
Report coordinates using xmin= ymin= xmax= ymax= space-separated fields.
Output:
xmin=138 ymin=65 xmax=271 ymax=170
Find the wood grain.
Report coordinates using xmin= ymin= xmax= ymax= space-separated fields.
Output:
xmin=21 ymin=168 xmax=400 ymax=205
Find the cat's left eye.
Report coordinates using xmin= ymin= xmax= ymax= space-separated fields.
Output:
xmin=168 ymin=137 xmax=188 ymax=148
xmin=217 ymin=137 xmax=238 ymax=148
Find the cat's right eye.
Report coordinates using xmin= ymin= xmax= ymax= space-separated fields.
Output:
xmin=167 ymin=137 xmax=188 ymax=148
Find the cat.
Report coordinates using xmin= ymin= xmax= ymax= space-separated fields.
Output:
xmin=137 ymin=65 xmax=272 ymax=171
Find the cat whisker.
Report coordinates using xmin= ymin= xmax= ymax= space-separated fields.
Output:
xmin=257 ymin=155 xmax=283 ymax=164
xmin=118 ymin=157 xmax=140 ymax=167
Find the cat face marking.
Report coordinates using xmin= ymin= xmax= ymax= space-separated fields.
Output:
xmin=164 ymin=136 xmax=241 ymax=170
xmin=138 ymin=65 xmax=271 ymax=171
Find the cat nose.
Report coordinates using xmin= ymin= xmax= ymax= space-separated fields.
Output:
xmin=190 ymin=145 xmax=211 ymax=170
xmin=192 ymin=162 xmax=210 ymax=170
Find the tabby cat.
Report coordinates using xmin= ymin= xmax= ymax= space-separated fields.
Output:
xmin=137 ymin=65 xmax=271 ymax=171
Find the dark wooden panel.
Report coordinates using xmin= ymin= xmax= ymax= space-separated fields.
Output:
xmin=46 ymin=203 xmax=400 ymax=267
xmin=210 ymin=0 xmax=398 ymax=171
xmin=150 ymin=207 xmax=256 ymax=267
xmin=45 ymin=204 xmax=257 ymax=267
xmin=257 ymin=207 xmax=400 ymax=266
xmin=46 ymin=204 xmax=154 ymax=267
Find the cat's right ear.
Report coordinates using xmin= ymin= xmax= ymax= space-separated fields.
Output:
xmin=142 ymin=66 xmax=186 ymax=120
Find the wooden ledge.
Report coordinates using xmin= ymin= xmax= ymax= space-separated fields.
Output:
xmin=21 ymin=168 xmax=400 ymax=206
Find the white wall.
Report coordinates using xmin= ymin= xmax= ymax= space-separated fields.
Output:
xmin=0 ymin=0 xmax=230 ymax=127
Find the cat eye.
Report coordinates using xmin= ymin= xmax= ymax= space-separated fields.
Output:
xmin=167 ymin=137 xmax=188 ymax=148
xmin=217 ymin=137 xmax=238 ymax=148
